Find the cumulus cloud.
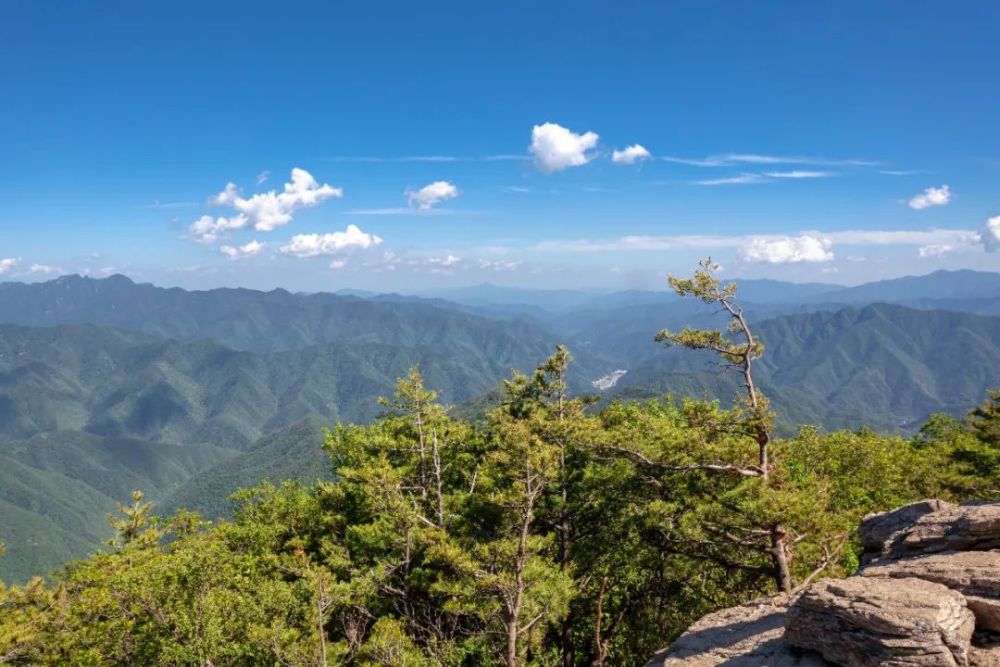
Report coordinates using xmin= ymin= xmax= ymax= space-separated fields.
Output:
xmin=981 ymin=216 xmax=1000 ymax=253
xmin=0 ymin=258 xmax=20 ymax=274
xmin=210 ymin=167 xmax=343 ymax=232
xmin=406 ymin=181 xmax=460 ymax=210
xmin=612 ymin=144 xmax=652 ymax=165
xmin=220 ymin=240 xmax=265 ymax=260
xmin=279 ymin=225 xmax=383 ymax=258
xmin=187 ymin=214 xmax=249 ymax=243
xmin=908 ymin=185 xmax=951 ymax=210
xmin=738 ymin=235 xmax=834 ymax=263
xmin=530 ymin=122 xmax=599 ymax=173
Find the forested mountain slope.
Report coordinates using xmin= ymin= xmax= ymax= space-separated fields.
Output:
xmin=614 ymin=303 xmax=1000 ymax=431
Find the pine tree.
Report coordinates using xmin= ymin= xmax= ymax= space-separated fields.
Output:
xmin=654 ymin=258 xmax=792 ymax=593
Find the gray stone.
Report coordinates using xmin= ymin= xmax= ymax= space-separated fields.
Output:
xmin=882 ymin=503 xmax=1000 ymax=561
xmin=786 ymin=576 xmax=975 ymax=666
xmin=861 ymin=551 xmax=1000 ymax=632
xmin=859 ymin=500 xmax=956 ymax=565
xmin=646 ymin=595 xmax=829 ymax=666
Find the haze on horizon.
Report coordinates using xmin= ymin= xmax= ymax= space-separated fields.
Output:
xmin=1 ymin=1 xmax=999 ymax=292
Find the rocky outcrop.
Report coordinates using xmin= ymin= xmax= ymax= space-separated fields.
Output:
xmin=877 ymin=503 xmax=1000 ymax=561
xmin=649 ymin=500 xmax=1000 ymax=667
xmin=860 ymin=551 xmax=1000 ymax=632
xmin=786 ymin=577 xmax=975 ymax=666
xmin=645 ymin=595 xmax=827 ymax=666
xmin=859 ymin=500 xmax=956 ymax=565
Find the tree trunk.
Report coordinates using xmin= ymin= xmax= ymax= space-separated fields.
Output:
xmin=770 ymin=525 xmax=793 ymax=593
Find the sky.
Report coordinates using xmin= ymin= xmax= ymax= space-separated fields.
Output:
xmin=1 ymin=0 xmax=999 ymax=292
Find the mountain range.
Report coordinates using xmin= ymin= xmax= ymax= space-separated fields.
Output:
xmin=1 ymin=269 xmax=998 ymax=581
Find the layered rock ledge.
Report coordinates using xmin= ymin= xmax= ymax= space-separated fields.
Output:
xmin=648 ymin=500 xmax=1000 ymax=667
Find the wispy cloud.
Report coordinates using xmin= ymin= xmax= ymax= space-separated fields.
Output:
xmin=662 ymin=153 xmax=878 ymax=168
xmin=695 ymin=173 xmax=768 ymax=185
xmin=763 ymin=170 xmax=835 ymax=179
xmin=534 ymin=228 xmax=981 ymax=254
xmin=879 ymin=169 xmax=922 ymax=176
xmin=346 ymin=207 xmax=461 ymax=216
xmin=322 ymin=155 xmax=463 ymax=163
xmin=136 ymin=201 xmax=199 ymax=210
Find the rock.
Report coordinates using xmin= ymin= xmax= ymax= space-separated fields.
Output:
xmin=786 ymin=577 xmax=975 ymax=666
xmin=646 ymin=595 xmax=829 ymax=666
xmin=859 ymin=500 xmax=956 ymax=565
xmin=971 ymin=644 xmax=1000 ymax=667
xmin=881 ymin=503 xmax=1000 ymax=561
xmin=861 ymin=551 xmax=1000 ymax=632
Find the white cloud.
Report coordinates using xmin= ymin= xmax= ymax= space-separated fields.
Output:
xmin=612 ymin=144 xmax=652 ymax=165
xmin=427 ymin=254 xmax=461 ymax=267
xmin=478 ymin=259 xmax=522 ymax=271
xmin=695 ymin=173 xmax=767 ymax=186
xmin=187 ymin=214 xmax=249 ymax=243
xmin=908 ymin=185 xmax=951 ymax=210
xmin=279 ymin=224 xmax=383 ymax=258
xmin=662 ymin=153 xmax=877 ymax=167
xmin=918 ymin=244 xmax=956 ymax=258
xmin=535 ymin=228 xmax=981 ymax=254
xmin=763 ymin=170 xmax=834 ymax=179
xmin=255 ymin=170 xmax=270 ymax=185
xmin=219 ymin=240 xmax=266 ymax=260
xmin=739 ymin=235 xmax=834 ymax=263
xmin=981 ymin=216 xmax=1000 ymax=253
xmin=210 ymin=167 xmax=343 ymax=232
xmin=530 ymin=122 xmax=599 ymax=173
xmin=406 ymin=181 xmax=460 ymax=211
xmin=0 ymin=258 xmax=20 ymax=274
xmin=28 ymin=263 xmax=63 ymax=274
xmin=329 ymin=259 xmax=347 ymax=270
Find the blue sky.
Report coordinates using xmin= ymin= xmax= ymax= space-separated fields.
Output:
xmin=1 ymin=1 xmax=998 ymax=291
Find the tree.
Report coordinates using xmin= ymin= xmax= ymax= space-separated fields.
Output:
xmin=969 ymin=389 xmax=1000 ymax=448
xmin=654 ymin=258 xmax=790 ymax=592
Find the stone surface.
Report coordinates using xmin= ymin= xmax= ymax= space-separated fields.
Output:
xmin=786 ymin=576 xmax=975 ymax=666
xmin=646 ymin=595 xmax=829 ymax=666
xmin=880 ymin=503 xmax=1000 ymax=560
xmin=970 ymin=644 xmax=1000 ymax=667
xmin=859 ymin=500 xmax=956 ymax=565
xmin=861 ymin=551 xmax=1000 ymax=632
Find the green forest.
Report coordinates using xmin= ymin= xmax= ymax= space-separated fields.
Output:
xmin=2 ymin=262 xmax=999 ymax=666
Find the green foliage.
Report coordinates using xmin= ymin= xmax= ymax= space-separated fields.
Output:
xmin=969 ymin=389 xmax=1000 ymax=447
xmin=3 ymin=360 xmax=997 ymax=665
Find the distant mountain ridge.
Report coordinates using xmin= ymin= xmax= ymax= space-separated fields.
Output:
xmin=2 ymin=269 xmax=1000 ymax=583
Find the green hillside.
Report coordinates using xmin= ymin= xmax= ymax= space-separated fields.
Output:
xmin=614 ymin=303 xmax=1000 ymax=431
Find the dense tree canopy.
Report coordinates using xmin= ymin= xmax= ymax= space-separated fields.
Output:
xmin=2 ymin=264 xmax=998 ymax=666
